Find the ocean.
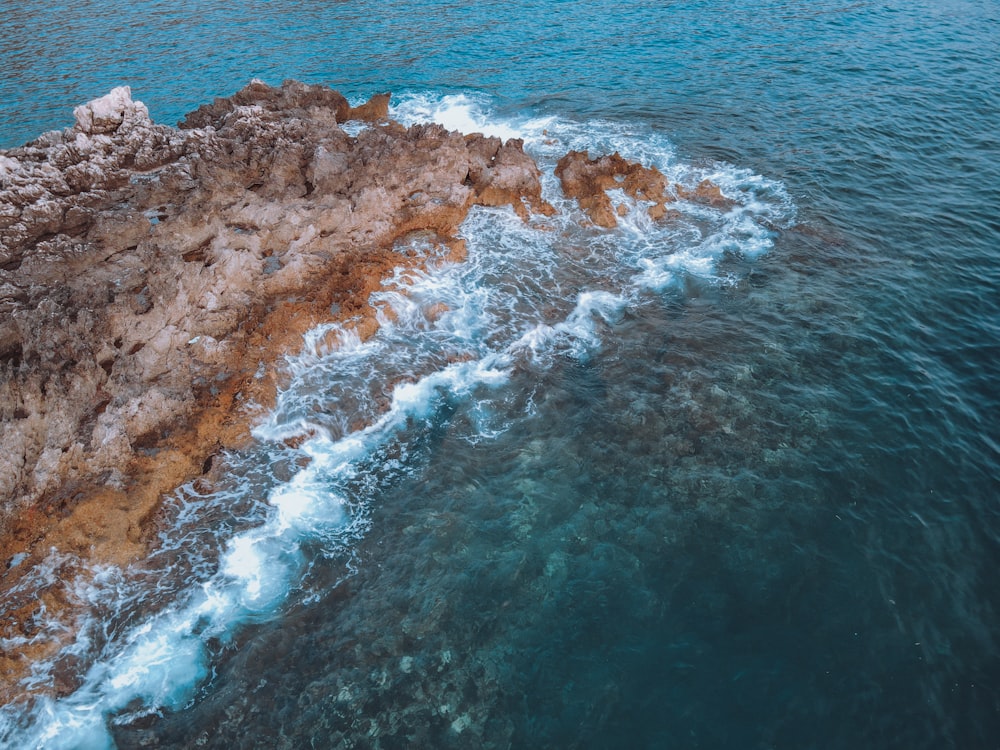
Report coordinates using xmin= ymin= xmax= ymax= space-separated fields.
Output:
xmin=1 ymin=1 xmax=999 ymax=747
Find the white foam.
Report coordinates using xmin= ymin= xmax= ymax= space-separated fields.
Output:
xmin=392 ymin=93 xmax=532 ymax=141
xmin=512 ymin=290 xmax=628 ymax=362
xmin=338 ymin=121 xmax=369 ymax=137
xmin=297 ymin=323 xmax=366 ymax=365
xmin=220 ymin=534 xmax=291 ymax=608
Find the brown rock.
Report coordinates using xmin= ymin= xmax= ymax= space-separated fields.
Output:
xmin=0 ymin=79 xmax=556 ymax=701
xmin=348 ymin=92 xmax=392 ymax=122
xmin=179 ymin=78 xmax=351 ymax=130
xmin=555 ymin=151 xmax=732 ymax=226
xmin=676 ymin=178 xmax=732 ymax=207
xmin=465 ymin=134 xmax=556 ymax=220
xmin=555 ymin=150 xmax=672 ymax=227
xmin=424 ymin=302 xmax=451 ymax=322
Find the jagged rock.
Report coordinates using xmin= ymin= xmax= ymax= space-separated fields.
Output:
xmin=676 ymin=178 xmax=733 ymax=207
xmin=554 ymin=150 xmax=730 ymax=227
xmin=466 ymin=135 xmax=556 ymax=220
xmin=179 ymin=78 xmax=350 ymax=130
xmin=555 ymin=150 xmax=672 ymax=228
xmin=72 ymin=86 xmax=141 ymax=135
xmin=347 ymin=92 xmax=391 ymax=122
xmin=0 ymin=80 xmax=553 ymax=610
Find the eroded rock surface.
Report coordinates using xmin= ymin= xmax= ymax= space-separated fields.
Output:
xmin=554 ymin=149 xmax=730 ymax=227
xmin=0 ymin=80 xmax=559 ymax=692
xmin=555 ymin=150 xmax=673 ymax=227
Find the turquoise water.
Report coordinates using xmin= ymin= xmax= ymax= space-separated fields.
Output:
xmin=2 ymin=1 xmax=999 ymax=748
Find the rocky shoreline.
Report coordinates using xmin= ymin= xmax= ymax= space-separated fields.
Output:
xmin=0 ymin=80 xmax=714 ymax=700
xmin=0 ymin=79 xmax=562 ymax=695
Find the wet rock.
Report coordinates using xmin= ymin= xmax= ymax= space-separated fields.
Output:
xmin=555 ymin=150 xmax=729 ymax=227
xmin=466 ymin=135 xmax=555 ymax=220
xmin=347 ymin=92 xmax=392 ymax=122
xmin=555 ymin=150 xmax=672 ymax=228
xmin=676 ymin=178 xmax=733 ymax=207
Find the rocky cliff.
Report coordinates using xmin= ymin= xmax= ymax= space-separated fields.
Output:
xmin=0 ymin=80 xmax=563 ymax=691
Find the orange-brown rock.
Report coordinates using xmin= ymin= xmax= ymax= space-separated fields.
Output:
xmin=554 ymin=149 xmax=672 ymax=227
xmin=676 ymin=178 xmax=733 ymax=207
xmin=0 ymin=80 xmax=555 ymax=698
xmin=347 ymin=92 xmax=392 ymax=122
xmin=554 ymin=151 xmax=731 ymax=227
xmin=465 ymin=134 xmax=556 ymax=220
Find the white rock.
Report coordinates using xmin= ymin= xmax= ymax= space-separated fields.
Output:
xmin=0 ymin=155 xmax=21 ymax=179
xmin=73 ymin=86 xmax=134 ymax=134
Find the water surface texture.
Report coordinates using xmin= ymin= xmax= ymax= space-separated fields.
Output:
xmin=2 ymin=1 xmax=999 ymax=748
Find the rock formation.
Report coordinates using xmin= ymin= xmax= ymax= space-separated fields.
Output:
xmin=554 ymin=149 xmax=731 ymax=227
xmin=0 ymin=80 xmax=560 ymax=694
xmin=555 ymin=149 xmax=673 ymax=227
xmin=0 ymin=79 xmax=719 ymax=698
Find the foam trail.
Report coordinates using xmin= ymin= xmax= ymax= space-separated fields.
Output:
xmin=5 ymin=353 xmax=519 ymax=748
xmin=512 ymin=290 xmax=628 ymax=362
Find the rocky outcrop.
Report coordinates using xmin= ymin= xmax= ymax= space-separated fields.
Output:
xmin=554 ymin=149 xmax=730 ymax=228
xmin=555 ymin=150 xmax=673 ymax=227
xmin=2 ymin=80 xmax=715 ymax=698
xmin=0 ymin=80 xmax=554 ymax=605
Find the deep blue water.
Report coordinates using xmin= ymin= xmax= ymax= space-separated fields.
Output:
xmin=2 ymin=1 xmax=1000 ymax=748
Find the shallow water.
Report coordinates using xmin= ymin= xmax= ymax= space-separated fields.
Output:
xmin=2 ymin=1 xmax=999 ymax=748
